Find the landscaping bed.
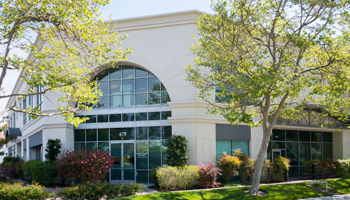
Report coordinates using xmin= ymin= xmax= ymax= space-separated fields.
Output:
xmin=115 ymin=178 xmax=350 ymax=200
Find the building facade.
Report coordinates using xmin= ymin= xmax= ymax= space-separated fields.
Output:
xmin=4 ymin=11 xmax=350 ymax=184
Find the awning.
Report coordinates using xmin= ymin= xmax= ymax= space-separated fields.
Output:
xmin=5 ymin=128 xmax=22 ymax=139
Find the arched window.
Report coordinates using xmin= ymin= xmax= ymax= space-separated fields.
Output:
xmin=74 ymin=65 xmax=172 ymax=185
xmin=94 ymin=66 xmax=170 ymax=108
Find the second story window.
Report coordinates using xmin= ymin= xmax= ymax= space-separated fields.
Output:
xmin=23 ymin=98 xmax=27 ymax=125
xmin=36 ymin=86 xmax=43 ymax=111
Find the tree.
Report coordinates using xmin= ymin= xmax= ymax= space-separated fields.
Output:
xmin=45 ymin=138 xmax=62 ymax=162
xmin=0 ymin=0 xmax=131 ymax=125
xmin=188 ymin=0 xmax=350 ymax=194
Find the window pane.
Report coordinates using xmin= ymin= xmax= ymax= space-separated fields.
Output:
xmin=149 ymin=141 xmax=161 ymax=169
xmin=86 ymin=115 xmax=96 ymax=123
xmin=299 ymin=143 xmax=310 ymax=162
xmin=149 ymin=92 xmax=161 ymax=105
xmin=98 ymin=81 xmax=108 ymax=96
xmin=98 ymin=142 xmax=109 ymax=151
xmin=161 ymin=111 xmax=171 ymax=120
xmin=232 ymin=141 xmax=249 ymax=156
xmin=98 ymin=129 xmax=109 ymax=141
xmin=122 ymin=79 xmax=134 ymax=94
xmin=136 ymin=171 xmax=148 ymax=183
xmin=136 ymin=94 xmax=148 ymax=106
xmin=149 ymin=72 xmax=156 ymax=77
xmin=323 ymin=143 xmax=333 ymax=159
xmin=123 ymin=95 xmax=134 ymax=107
xmin=162 ymin=140 xmax=168 ymax=165
xmin=272 ymin=142 xmax=285 ymax=149
xmin=109 ymin=80 xmax=122 ymax=95
xmin=110 ymin=128 xmax=135 ymax=140
xmin=109 ymin=114 xmax=121 ymax=122
xmin=299 ymin=131 xmax=310 ymax=142
xmin=136 ymin=78 xmax=147 ymax=93
xmin=286 ymin=130 xmax=298 ymax=141
xmin=161 ymin=126 xmax=172 ymax=140
xmin=74 ymin=143 xmax=85 ymax=151
xmin=149 ymin=77 xmax=160 ymax=92
xmin=97 ymin=115 xmax=108 ymax=123
xmin=136 ymin=127 xmax=148 ymax=140
xmin=149 ymin=112 xmax=160 ymax=120
xmin=323 ymin=132 xmax=333 ymax=142
xmin=137 ymin=141 xmax=148 ymax=169
xmin=97 ymin=96 xmax=109 ymax=108
xmin=74 ymin=130 xmax=85 ymax=142
xmin=311 ymin=143 xmax=322 ymax=160
xmin=122 ymin=66 xmax=135 ymax=79
xmin=216 ymin=140 xmax=231 ymax=159
xmin=122 ymin=113 xmax=134 ymax=121
xmin=110 ymin=67 xmax=122 ymax=79
xmin=86 ymin=129 xmax=97 ymax=141
xmin=286 ymin=142 xmax=298 ymax=165
xmin=272 ymin=129 xmax=285 ymax=141
xmin=161 ymin=91 xmax=170 ymax=104
xmin=86 ymin=142 xmax=97 ymax=149
xmin=311 ymin=132 xmax=322 ymax=142
xmin=135 ymin=113 xmax=147 ymax=121
xmin=149 ymin=127 xmax=161 ymax=140
xmin=110 ymin=95 xmax=122 ymax=108
xmin=136 ymin=68 xmax=148 ymax=77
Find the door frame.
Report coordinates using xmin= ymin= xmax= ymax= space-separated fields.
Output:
xmin=109 ymin=140 xmax=136 ymax=184
xmin=272 ymin=149 xmax=282 ymax=161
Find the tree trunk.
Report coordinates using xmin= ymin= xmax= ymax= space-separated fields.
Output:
xmin=249 ymin=127 xmax=272 ymax=195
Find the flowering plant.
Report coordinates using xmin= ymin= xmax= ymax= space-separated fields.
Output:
xmin=53 ymin=149 xmax=115 ymax=183
xmin=217 ymin=152 xmax=242 ymax=182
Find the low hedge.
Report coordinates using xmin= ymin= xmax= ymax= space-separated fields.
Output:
xmin=0 ymin=183 xmax=52 ymax=200
xmin=22 ymin=160 xmax=55 ymax=186
xmin=57 ymin=181 xmax=143 ymax=200
xmin=336 ymin=159 xmax=350 ymax=177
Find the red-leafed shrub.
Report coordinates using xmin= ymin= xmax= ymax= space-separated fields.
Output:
xmin=53 ymin=149 xmax=115 ymax=183
xmin=198 ymin=163 xmax=221 ymax=188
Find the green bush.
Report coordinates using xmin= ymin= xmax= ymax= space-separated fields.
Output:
xmin=166 ymin=135 xmax=189 ymax=167
xmin=261 ymin=159 xmax=272 ymax=183
xmin=0 ymin=183 xmax=52 ymax=200
xmin=57 ymin=181 xmax=143 ymax=200
xmin=45 ymin=139 xmax=62 ymax=162
xmin=217 ymin=152 xmax=242 ymax=182
xmin=156 ymin=165 xmax=200 ymax=191
xmin=336 ymin=159 xmax=350 ymax=177
xmin=271 ymin=156 xmax=290 ymax=182
xmin=22 ymin=160 xmax=54 ymax=186
xmin=234 ymin=150 xmax=255 ymax=184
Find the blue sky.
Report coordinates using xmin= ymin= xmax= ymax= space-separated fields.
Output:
xmin=0 ymin=0 xmax=213 ymax=112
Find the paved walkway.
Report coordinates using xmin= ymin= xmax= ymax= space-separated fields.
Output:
xmin=302 ymin=194 xmax=350 ymax=200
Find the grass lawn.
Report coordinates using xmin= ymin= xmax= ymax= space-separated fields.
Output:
xmin=116 ymin=179 xmax=350 ymax=200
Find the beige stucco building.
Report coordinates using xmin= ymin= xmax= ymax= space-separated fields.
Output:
xmin=5 ymin=11 xmax=350 ymax=184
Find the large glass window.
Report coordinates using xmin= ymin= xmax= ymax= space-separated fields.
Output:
xmin=270 ymin=129 xmax=333 ymax=177
xmin=94 ymin=66 xmax=170 ymax=108
xmin=216 ymin=140 xmax=249 ymax=159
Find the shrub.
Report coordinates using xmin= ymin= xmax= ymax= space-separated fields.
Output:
xmin=156 ymin=165 xmax=200 ymax=191
xmin=0 ymin=156 xmax=24 ymax=179
xmin=271 ymin=156 xmax=290 ymax=182
xmin=0 ymin=183 xmax=52 ymax=200
xmin=198 ymin=163 xmax=221 ymax=188
xmin=261 ymin=159 xmax=272 ymax=183
xmin=335 ymin=159 xmax=350 ymax=177
xmin=305 ymin=159 xmax=336 ymax=178
xmin=53 ymin=149 xmax=114 ymax=184
xmin=45 ymin=139 xmax=62 ymax=162
xmin=217 ymin=152 xmax=242 ymax=182
xmin=166 ymin=135 xmax=189 ymax=167
xmin=30 ymin=161 xmax=54 ymax=186
xmin=234 ymin=149 xmax=255 ymax=184
xmin=57 ymin=181 xmax=143 ymax=200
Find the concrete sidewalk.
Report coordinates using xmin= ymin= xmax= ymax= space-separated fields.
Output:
xmin=302 ymin=194 xmax=350 ymax=200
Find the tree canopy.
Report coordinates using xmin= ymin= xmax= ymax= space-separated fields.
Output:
xmin=188 ymin=0 xmax=350 ymax=194
xmin=0 ymin=0 xmax=131 ymax=125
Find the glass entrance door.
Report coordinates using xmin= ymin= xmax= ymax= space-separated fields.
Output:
xmin=272 ymin=149 xmax=282 ymax=161
xmin=110 ymin=141 xmax=136 ymax=183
